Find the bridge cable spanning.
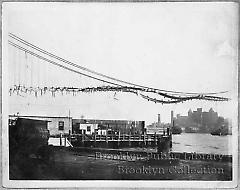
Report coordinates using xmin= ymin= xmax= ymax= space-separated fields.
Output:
xmin=9 ymin=33 xmax=228 ymax=96
xmin=8 ymin=33 xmax=230 ymax=104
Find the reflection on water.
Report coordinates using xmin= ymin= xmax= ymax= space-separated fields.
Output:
xmin=172 ymin=133 xmax=232 ymax=155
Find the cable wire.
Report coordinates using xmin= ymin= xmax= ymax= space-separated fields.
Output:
xmin=9 ymin=33 xmax=228 ymax=96
xmin=8 ymin=40 xmax=123 ymax=87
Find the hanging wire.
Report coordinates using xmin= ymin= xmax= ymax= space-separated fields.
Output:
xmin=24 ymin=51 xmax=28 ymax=87
xmin=18 ymin=49 xmax=22 ymax=86
xmin=9 ymin=85 xmax=229 ymax=103
xmin=8 ymin=40 xmax=123 ymax=87
xmin=12 ymin=46 xmax=17 ymax=86
xmin=35 ymin=54 xmax=40 ymax=87
xmin=43 ymin=58 xmax=48 ymax=88
xmin=30 ymin=53 xmax=33 ymax=87
xmin=8 ymin=33 xmax=228 ymax=96
xmin=8 ymin=34 xmax=230 ymax=104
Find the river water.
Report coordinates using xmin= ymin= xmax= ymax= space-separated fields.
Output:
xmin=172 ymin=133 xmax=232 ymax=155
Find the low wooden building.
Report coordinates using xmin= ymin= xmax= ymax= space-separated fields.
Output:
xmin=9 ymin=115 xmax=72 ymax=136
xmin=79 ymin=123 xmax=98 ymax=135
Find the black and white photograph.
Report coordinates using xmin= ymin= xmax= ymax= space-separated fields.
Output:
xmin=2 ymin=2 xmax=238 ymax=188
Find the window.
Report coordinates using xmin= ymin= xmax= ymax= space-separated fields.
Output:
xmin=87 ymin=126 xmax=91 ymax=132
xmin=58 ymin=121 xmax=64 ymax=130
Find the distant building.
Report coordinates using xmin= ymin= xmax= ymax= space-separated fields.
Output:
xmin=173 ymin=108 xmax=221 ymax=133
xmin=175 ymin=114 xmax=188 ymax=127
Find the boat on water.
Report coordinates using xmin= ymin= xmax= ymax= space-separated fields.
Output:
xmin=171 ymin=125 xmax=182 ymax=135
xmin=210 ymin=128 xmax=229 ymax=136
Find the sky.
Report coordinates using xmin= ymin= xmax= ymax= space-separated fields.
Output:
xmin=4 ymin=2 xmax=238 ymax=124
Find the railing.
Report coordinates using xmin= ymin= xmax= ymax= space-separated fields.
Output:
xmin=70 ymin=134 xmax=170 ymax=142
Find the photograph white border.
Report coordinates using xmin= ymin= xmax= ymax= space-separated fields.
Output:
xmin=2 ymin=1 xmax=239 ymax=189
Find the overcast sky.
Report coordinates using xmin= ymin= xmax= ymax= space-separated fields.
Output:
xmin=4 ymin=2 xmax=238 ymax=124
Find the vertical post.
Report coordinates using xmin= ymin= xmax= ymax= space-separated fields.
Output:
xmin=154 ymin=132 xmax=157 ymax=146
xmin=143 ymin=133 xmax=145 ymax=147
xmin=118 ymin=131 xmax=120 ymax=148
xmin=94 ymin=129 xmax=96 ymax=147
xmin=169 ymin=134 xmax=172 ymax=149
xmin=171 ymin=110 xmax=174 ymax=127
xmin=158 ymin=114 xmax=161 ymax=126
xmin=139 ymin=134 xmax=141 ymax=146
xmin=157 ymin=136 xmax=162 ymax=153
xmin=68 ymin=130 xmax=71 ymax=144
xmin=106 ymin=124 xmax=109 ymax=147
xmin=60 ymin=133 xmax=62 ymax=146
xmin=146 ymin=134 xmax=148 ymax=146
xmin=68 ymin=109 xmax=71 ymax=146
xmin=81 ymin=133 xmax=84 ymax=146
xmin=64 ymin=136 xmax=67 ymax=147
xmin=129 ymin=133 xmax=131 ymax=147
xmin=125 ymin=123 xmax=127 ymax=135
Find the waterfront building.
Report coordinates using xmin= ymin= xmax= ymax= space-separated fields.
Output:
xmin=9 ymin=115 xmax=72 ymax=136
xmin=72 ymin=119 xmax=145 ymax=135
xmin=78 ymin=123 xmax=98 ymax=135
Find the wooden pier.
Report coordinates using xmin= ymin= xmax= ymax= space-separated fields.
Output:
xmin=69 ymin=133 xmax=172 ymax=152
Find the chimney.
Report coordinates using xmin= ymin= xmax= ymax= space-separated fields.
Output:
xmin=158 ymin=114 xmax=161 ymax=125
xmin=171 ymin=111 xmax=174 ymax=127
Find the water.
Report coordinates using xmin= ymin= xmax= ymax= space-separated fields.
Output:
xmin=172 ymin=133 xmax=232 ymax=155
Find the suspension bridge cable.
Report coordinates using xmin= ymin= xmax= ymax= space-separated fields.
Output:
xmin=9 ymin=33 xmax=228 ymax=96
xmin=9 ymin=41 xmax=197 ymax=100
xmin=9 ymin=85 xmax=229 ymax=102
xmin=8 ymin=40 xmax=123 ymax=87
xmin=9 ymin=38 xmax=230 ymax=103
xmin=8 ymin=40 xmax=230 ymax=102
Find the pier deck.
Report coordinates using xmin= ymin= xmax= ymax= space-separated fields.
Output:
xmin=67 ymin=134 xmax=172 ymax=151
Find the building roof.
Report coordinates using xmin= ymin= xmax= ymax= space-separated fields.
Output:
xmin=13 ymin=117 xmax=51 ymax=122
xmin=73 ymin=119 xmax=144 ymax=125
xmin=9 ymin=115 xmax=71 ymax=119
